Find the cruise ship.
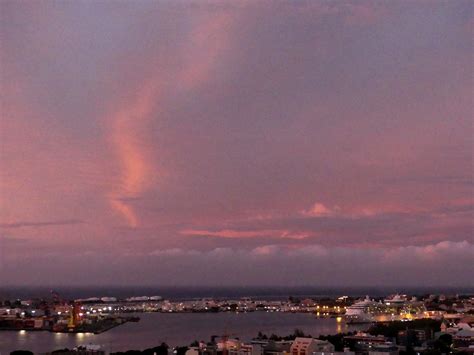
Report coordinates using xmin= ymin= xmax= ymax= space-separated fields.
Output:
xmin=345 ymin=295 xmax=427 ymax=323
xmin=345 ymin=296 xmax=387 ymax=323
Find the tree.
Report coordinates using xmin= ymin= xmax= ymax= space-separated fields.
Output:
xmin=151 ymin=342 xmax=169 ymax=355
xmin=269 ymin=333 xmax=282 ymax=341
xmin=434 ymin=333 xmax=452 ymax=354
xmin=176 ymin=346 xmax=189 ymax=355
xmin=318 ymin=333 xmax=348 ymax=351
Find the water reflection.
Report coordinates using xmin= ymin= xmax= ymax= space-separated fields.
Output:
xmin=0 ymin=313 xmax=368 ymax=354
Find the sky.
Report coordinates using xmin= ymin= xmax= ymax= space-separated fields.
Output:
xmin=0 ymin=0 xmax=473 ymax=287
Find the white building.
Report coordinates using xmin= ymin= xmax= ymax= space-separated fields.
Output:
xmin=291 ymin=338 xmax=335 ymax=355
xmin=219 ymin=339 xmax=262 ymax=355
xmin=185 ymin=347 xmax=200 ymax=355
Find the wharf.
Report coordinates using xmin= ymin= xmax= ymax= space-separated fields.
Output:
xmin=0 ymin=316 xmax=139 ymax=334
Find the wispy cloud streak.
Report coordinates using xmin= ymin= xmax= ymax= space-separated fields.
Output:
xmin=0 ymin=220 xmax=84 ymax=229
xmin=107 ymin=84 xmax=160 ymax=227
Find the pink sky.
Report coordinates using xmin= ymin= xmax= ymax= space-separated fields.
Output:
xmin=0 ymin=0 xmax=473 ymax=286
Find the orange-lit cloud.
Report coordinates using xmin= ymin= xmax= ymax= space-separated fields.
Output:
xmin=301 ymin=202 xmax=336 ymax=217
xmin=107 ymin=84 xmax=160 ymax=227
xmin=105 ymin=10 xmax=238 ymax=227
xmin=181 ymin=228 xmax=312 ymax=240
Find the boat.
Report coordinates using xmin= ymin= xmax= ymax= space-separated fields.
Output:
xmin=345 ymin=295 xmax=428 ymax=323
xmin=345 ymin=296 xmax=385 ymax=323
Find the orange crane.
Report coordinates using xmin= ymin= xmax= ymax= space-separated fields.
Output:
xmin=50 ymin=290 xmax=82 ymax=330
xmin=67 ymin=301 xmax=82 ymax=330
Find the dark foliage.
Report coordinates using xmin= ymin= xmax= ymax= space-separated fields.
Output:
xmin=318 ymin=332 xmax=356 ymax=351
xmin=176 ymin=346 xmax=189 ymax=355
xmin=255 ymin=329 xmax=311 ymax=341
xmin=111 ymin=342 xmax=169 ymax=355
xmin=368 ymin=319 xmax=441 ymax=338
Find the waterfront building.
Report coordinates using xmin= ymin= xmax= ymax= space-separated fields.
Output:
xmin=291 ymin=338 xmax=335 ymax=355
xmin=224 ymin=339 xmax=262 ymax=355
xmin=343 ymin=333 xmax=389 ymax=352
xmin=250 ymin=340 xmax=292 ymax=355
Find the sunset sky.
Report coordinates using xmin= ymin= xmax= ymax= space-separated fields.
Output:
xmin=1 ymin=0 xmax=473 ymax=287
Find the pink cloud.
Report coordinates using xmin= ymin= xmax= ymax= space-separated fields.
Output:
xmin=180 ymin=228 xmax=313 ymax=240
xmin=301 ymin=202 xmax=335 ymax=217
xmin=105 ymin=83 xmax=162 ymax=227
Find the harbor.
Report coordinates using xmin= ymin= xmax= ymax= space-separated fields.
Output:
xmin=0 ymin=315 xmax=139 ymax=334
xmin=1 ymin=292 xmax=472 ymax=335
xmin=0 ymin=312 xmax=362 ymax=353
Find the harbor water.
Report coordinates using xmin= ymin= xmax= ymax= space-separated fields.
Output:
xmin=0 ymin=312 xmax=367 ymax=353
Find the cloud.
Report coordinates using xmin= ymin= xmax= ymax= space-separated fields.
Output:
xmin=3 ymin=241 xmax=472 ymax=287
xmin=148 ymin=248 xmax=200 ymax=257
xmin=0 ymin=0 xmax=472 ymax=286
xmin=251 ymin=245 xmax=281 ymax=256
xmin=106 ymin=83 xmax=161 ymax=228
xmin=180 ymin=228 xmax=313 ymax=240
xmin=177 ymin=11 xmax=236 ymax=90
xmin=0 ymin=220 xmax=84 ymax=229
xmin=181 ymin=200 xmax=473 ymax=249
xmin=101 ymin=7 xmax=241 ymax=228
xmin=301 ymin=202 xmax=336 ymax=217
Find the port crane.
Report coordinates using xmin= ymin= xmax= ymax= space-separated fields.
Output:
xmin=50 ymin=290 xmax=82 ymax=329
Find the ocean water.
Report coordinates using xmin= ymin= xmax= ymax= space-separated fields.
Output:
xmin=0 ymin=312 xmax=368 ymax=353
